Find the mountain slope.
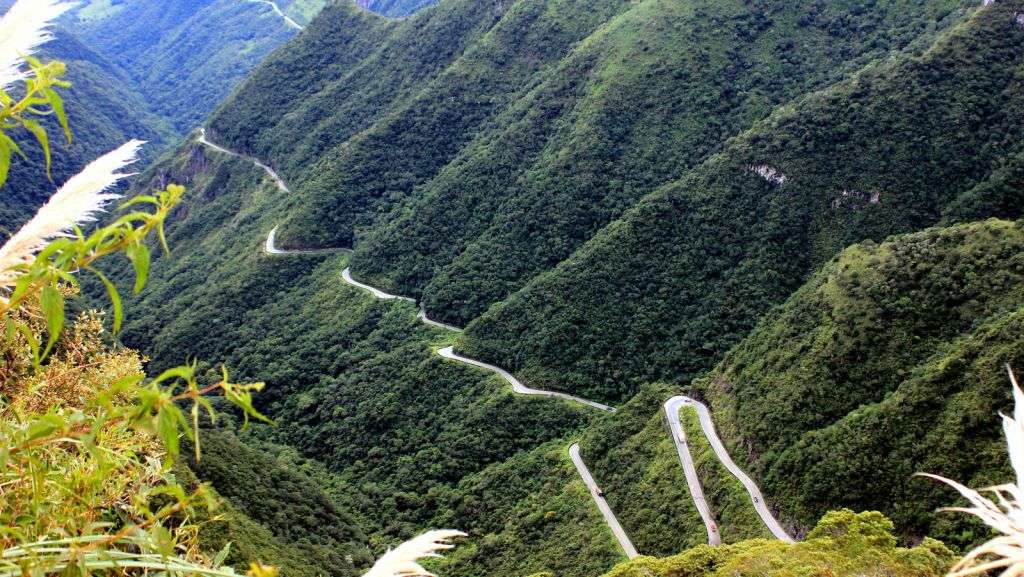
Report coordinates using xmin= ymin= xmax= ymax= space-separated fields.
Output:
xmin=212 ymin=0 xmax=640 ymax=249
xmin=697 ymin=219 xmax=1024 ymax=545
xmin=63 ymin=0 xmax=302 ymax=131
xmin=82 ymin=0 xmax=1024 ymax=572
xmin=349 ymin=0 xmax=976 ymax=326
xmin=357 ymin=0 xmax=439 ymax=17
xmin=573 ymin=219 xmax=1023 ymax=553
xmin=0 ymin=28 xmax=176 ymax=242
xmin=461 ymin=1 xmax=1024 ymax=403
xmin=107 ymin=138 xmax=617 ymax=577
xmin=183 ymin=431 xmax=373 ymax=577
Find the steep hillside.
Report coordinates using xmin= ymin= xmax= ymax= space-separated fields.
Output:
xmin=0 ymin=28 xmax=176 ymax=241
xmin=62 ymin=0 xmax=301 ymax=131
xmin=181 ymin=431 xmax=372 ymax=577
xmin=698 ymin=219 xmax=1024 ymax=545
xmin=209 ymin=0 xmax=639 ymax=235
xmin=76 ymin=0 xmax=1024 ymax=572
xmin=350 ymin=0 xmax=976 ymax=326
xmin=357 ymin=0 xmax=439 ymax=17
xmin=462 ymin=2 xmax=1024 ymax=403
xmin=575 ymin=219 xmax=1023 ymax=552
xmin=107 ymin=138 xmax=620 ymax=577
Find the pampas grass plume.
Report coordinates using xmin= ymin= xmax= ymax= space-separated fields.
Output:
xmin=363 ymin=530 xmax=466 ymax=577
xmin=0 ymin=0 xmax=76 ymax=89
xmin=926 ymin=366 xmax=1024 ymax=577
xmin=0 ymin=140 xmax=144 ymax=289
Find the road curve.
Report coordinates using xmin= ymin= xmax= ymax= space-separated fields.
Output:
xmin=341 ymin=267 xmax=416 ymax=302
xmin=199 ymin=126 xmax=638 ymax=552
xmin=664 ymin=397 xmax=722 ymax=546
xmin=197 ymin=128 xmax=292 ymax=193
xmin=569 ymin=443 xmax=639 ymax=559
xmin=665 ymin=396 xmax=794 ymax=543
xmin=437 ymin=347 xmax=614 ymax=412
xmin=418 ymin=304 xmax=463 ymax=332
xmin=247 ymin=0 xmax=303 ymax=30
xmin=266 ymin=226 xmax=351 ymax=255
xmin=199 ymin=124 xmax=782 ymax=549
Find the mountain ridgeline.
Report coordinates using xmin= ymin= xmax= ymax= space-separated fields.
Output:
xmin=101 ymin=0 xmax=1024 ymax=576
xmin=461 ymin=1 xmax=1024 ymax=402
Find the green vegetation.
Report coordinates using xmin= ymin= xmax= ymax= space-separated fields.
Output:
xmin=461 ymin=2 xmax=1024 ymax=403
xmin=0 ymin=39 xmax=271 ymax=569
xmin=361 ymin=0 xmax=439 ymax=18
xmin=576 ymin=386 xmax=708 ymax=557
xmin=55 ymin=0 xmax=1024 ymax=571
xmin=63 ymin=0 xmax=300 ymax=131
xmin=429 ymin=441 xmax=624 ymax=577
xmin=185 ymin=430 xmax=372 ymax=577
xmin=0 ymin=29 xmax=176 ymax=242
xmin=575 ymin=385 xmax=766 ymax=558
xmin=353 ymin=0 xmax=975 ymax=327
xmin=601 ymin=510 xmax=954 ymax=577
xmin=678 ymin=408 xmax=770 ymax=544
xmin=110 ymin=138 xmax=615 ymax=577
xmin=697 ymin=219 xmax=1024 ymax=547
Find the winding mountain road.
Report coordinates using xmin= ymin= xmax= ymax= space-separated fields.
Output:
xmin=198 ymin=128 xmax=292 ymax=193
xmin=569 ymin=443 xmax=639 ymax=559
xmin=247 ymin=0 xmax=303 ymax=30
xmin=195 ymin=126 xmax=793 ymax=556
xmin=664 ymin=397 xmax=721 ymax=546
xmin=435 ymin=346 xmax=614 ymax=412
xmin=266 ymin=227 xmax=350 ymax=255
xmin=665 ymin=396 xmax=794 ymax=543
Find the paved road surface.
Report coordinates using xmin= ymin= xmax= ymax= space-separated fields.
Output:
xmin=665 ymin=396 xmax=794 ymax=543
xmin=437 ymin=347 xmax=614 ymax=412
xmin=664 ymin=397 xmax=722 ymax=545
xmin=247 ymin=0 xmax=303 ymax=29
xmin=418 ymin=304 xmax=463 ymax=332
xmin=266 ymin=226 xmax=350 ymax=255
xmin=569 ymin=443 xmax=639 ymax=559
xmin=342 ymin=267 xmax=416 ymax=302
xmin=197 ymin=128 xmax=292 ymax=193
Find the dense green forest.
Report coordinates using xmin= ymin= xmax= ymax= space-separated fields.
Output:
xmin=353 ymin=0 xmax=976 ymax=326
xmin=52 ymin=0 xmax=1024 ymax=575
xmin=0 ymin=28 xmax=175 ymax=242
xmin=183 ymin=430 xmax=373 ymax=577
xmin=357 ymin=0 xmax=439 ymax=17
xmin=461 ymin=2 xmax=1024 ymax=403
xmin=105 ymin=141 xmax=622 ymax=577
xmin=60 ymin=0 xmax=306 ymax=131
xmin=696 ymin=219 xmax=1024 ymax=546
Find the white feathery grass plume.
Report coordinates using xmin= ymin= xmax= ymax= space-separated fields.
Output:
xmin=0 ymin=0 xmax=76 ymax=90
xmin=924 ymin=365 xmax=1024 ymax=577
xmin=0 ymin=140 xmax=144 ymax=289
xmin=363 ymin=530 xmax=466 ymax=577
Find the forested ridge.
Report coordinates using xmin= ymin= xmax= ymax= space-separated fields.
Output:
xmin=107 ymin=141 xmax=620 ymax=577
xmin=462 ymin=1 xmax=1024 ymax=403
xmin=60 ymin=0 xmax=1024 ymax=575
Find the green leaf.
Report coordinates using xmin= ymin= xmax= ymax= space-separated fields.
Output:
xmin=126 ymin=243 xmax=151 ymax=294
xmin=213 ymin=543 xmax=232 ymax=568
xmin=152 ymin=365 xmax=194 ymax=386
xmin=25 ymin=415 xmax=63 ymax=442
xmin=40 ymin=283 xmax=64 ymax=359
xmin=20 ymin=118 xmax=51 ymax=179
xmin=156 ymin=404 xmax=183 ymax=457
xmin=44 ymin=86 xmax=71 ymax=144
xmin=88 ymin=267 xmax=122 ymax=333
